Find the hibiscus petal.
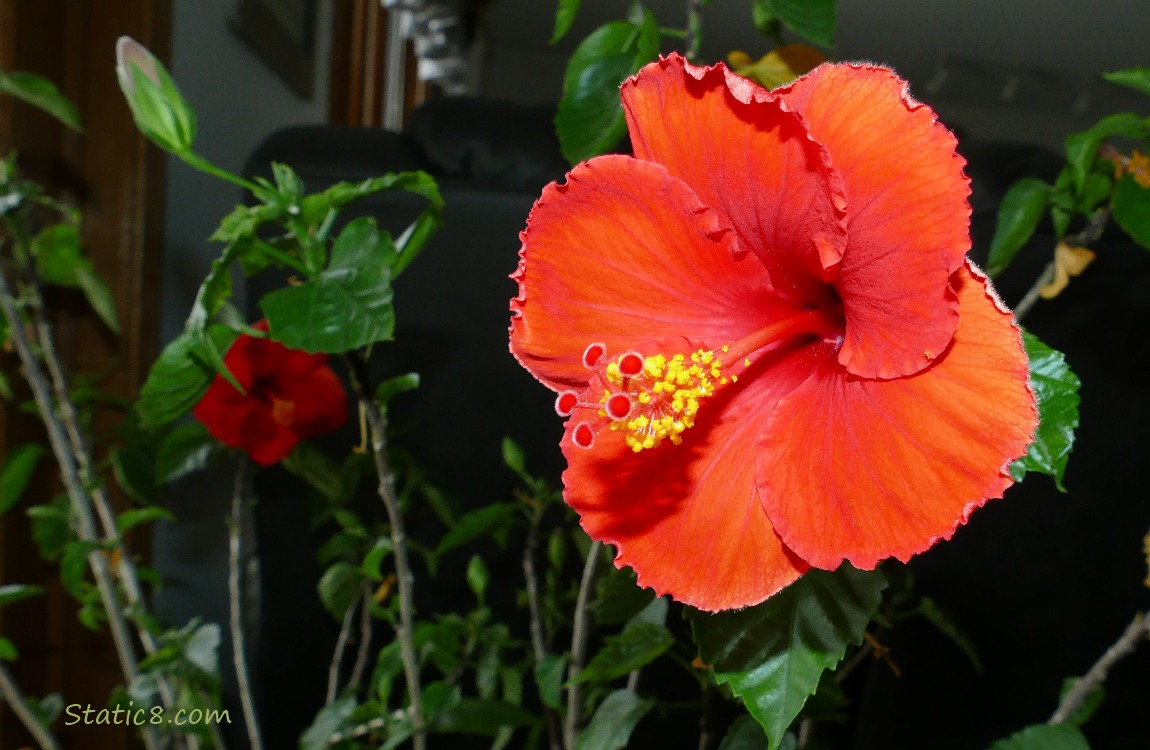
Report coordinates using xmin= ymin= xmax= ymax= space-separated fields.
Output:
xmin=510 ymin=153 xmax=793 ymax=393
xmin=756 ymin=262 xmax=1037 ymax=570
xmin=240 ymin=407 xmax=300 ymax=466
xmin=778 ymin=64 xmax=971 ymax=379
xmin=563 ymin=345 xmax=815 ymax=611
xmin=280 ymin=366 xmax=349 ymax=438
xmin=621 ymin=54 xmax=848 ymax=307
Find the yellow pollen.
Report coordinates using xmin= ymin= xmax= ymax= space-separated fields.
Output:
xmin=604 ymin=348 xmax=727 ymax=452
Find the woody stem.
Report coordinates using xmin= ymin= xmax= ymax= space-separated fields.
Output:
xmin=1014 ymin=206 xmax=1110 ymax=322
xmin=228 ymin=457 xmax=263 ymax=750
xmin=565 ymin=540 xmax=604 ymax=749
xmin=346 ymin=351 xmax=425 ymax=750
xmin=1048 ymin=610 xmax=1150 ymax=725
xmin=0 ymin=660 xmax=61 ymax=750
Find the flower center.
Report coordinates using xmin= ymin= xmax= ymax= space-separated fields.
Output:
xmin=271 ymin=396 xmax=295 ymax=427
xmin=559 ymin=308 xmax=840 ymax=452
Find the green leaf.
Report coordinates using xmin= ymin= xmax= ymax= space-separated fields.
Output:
xmin=1059 ymin=677 xmax=1105 ymax=728
xmin=184 ymin=622 xmax=221 ymax=674
xmin=317 ymin=562 xmax=365 ymax=619
xmin=719 ymin=715 xmax=770 ymax=749
xmin=27 ymin=496 xmax=72 ymax=561
xmin=261 ymin=217 xmax=395 ymax=353
xmin=535 ymin=654 xmax=567 ymax=709
xmin=466 ymin=554 xmax=489 ymax=600
xmin=0 ymin=636 xmax=17 ymax=661
xmin=155 ymin=420 xmax=225 ymax=484
xmin=1064 ymin=114 xmax=1149 ymax=193
xmin=0 ymin=69 xmax=82 ymax=131
xmin=691 ymin=565 xmax=886 ymax=749
xmin=136 ymin=325 xmax=238 ymax=430
xmin=1009 ymin=333 xmax=1081 ymax=491
xmin=28 ymin=693 xmax=64 ymax=727
xmin=1103 ymin=67 xmax=1150 ymax=96
xmin=282 ymin=441 xmax=346 ymax=503
xmin=987 ymin=723 xmax=1091 ymax=750
xmin=501 ymin=436 xmax=529 ymax=480
xmin=300 ymin=696 xmax=356 ymax=750
xmin=0 ymin=444 xmax=44 ymax=515
xmin=574 ymin=622 xmax=673 ymax=685
xmin=574 ymin=689 xmax=653 ymax=750
xmin=116 ymin=506 xmax=175 ymax=535
xmin=986 ymin=178 xmax=1051 ymax=277
xmin=377 ymin=372 xmax=420 ymax=407
xmin=434 ymin=502 xmax=520 ymax=557
xmin=33 ymin=224 xmax=120 ymax=333
xmin=556 ymin=12 xmax=660 ymax=164
xmin=210 ymin=202 xmax=283 ymax=244
xmin=0 ymin=583 xmax=44 ymax=607
xmin=551 ymin=0 xmax=582 ymax=43
xmin=917 ymin=596 xmax=983 ymax=674
xmin=1111 ymin=173 xmax=1150 ymax=249
xmin=751 ymin=0 xmax=837 ymax=48
xmin=434 ymin=698 xmax=536 ymax=737
xmin=594 ymin=566 xmax=656 ymax=626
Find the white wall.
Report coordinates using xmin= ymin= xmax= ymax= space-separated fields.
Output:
xmin=162 ymin=0 xmax=333 ymax=343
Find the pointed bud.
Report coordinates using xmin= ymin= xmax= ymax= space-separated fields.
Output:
xmin=116 ymin=36 xmax=197 ymax=154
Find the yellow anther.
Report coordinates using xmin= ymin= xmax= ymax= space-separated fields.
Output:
xmin=744 ymin=358 xmax=751 ymax=367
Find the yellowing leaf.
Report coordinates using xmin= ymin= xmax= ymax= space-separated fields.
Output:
xmin=726 ymin=44 xmax=826 ymax=89
xmin=1039 ymin=243 xmax=1096 ymax=300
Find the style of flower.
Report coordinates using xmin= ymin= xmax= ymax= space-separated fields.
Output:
xmin=509 ymin=54 xmax=1038 ymax=611
xmin=194 ymin=321 xmax=348 ymax=466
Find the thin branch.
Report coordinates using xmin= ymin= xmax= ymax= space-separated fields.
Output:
xmin=564 ymin=540 xmax=603 ymax=750
xmin=327 ymin=596 xmax=358 ymax=705
xmin=0 ymin=660 xmax=62 ymax=750
xmin=1014 ymin=207 xmax=1111 ymax=323
xmin=228 ymin=457 xmax=263 ymax=750
xmin=348 ymin=583 xmax=375 ymax=693
xmin=1049 ymin=611 xmax=1150 ymax=725
xmin=523 ymin=509 xmax=562 ymax=750
xmin=346 ymin=352 xmax=425 ymax=750
xmin=23 ymin=275 xmax=189 ymax=746
xmin=0 ymin=267 xmax=161 ymax=750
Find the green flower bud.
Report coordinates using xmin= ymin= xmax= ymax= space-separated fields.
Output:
xmin=115 ymin=36 xmax=196 ymax=154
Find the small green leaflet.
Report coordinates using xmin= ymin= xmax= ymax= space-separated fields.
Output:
xmin=1010 ymin=332 xmax=1081 ymax=491
xmin=0 ymin=69 xmax=82 ymax=131
xmin=987 ymin=723 xmax=1091 ymax=750
xmin=751 ymin=0 xmax=837 ymax=48
xmin=1102 ymin=67 xmax=1150 ymax=97
xmin=986 ymin=178 xmax=1050 ymax=277
xmin=574 ymin=689 xmax=653 ymax=750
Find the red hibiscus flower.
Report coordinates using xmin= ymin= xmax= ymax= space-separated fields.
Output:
xmin=509 ymin=55 xmax=1038 ymax=611
xmin=193 ymin=322 xmax=348 ymax=466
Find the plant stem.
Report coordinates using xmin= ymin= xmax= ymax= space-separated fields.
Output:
xmin=564 ymin=540 xmax=603 ymax=750
xmin=0 ymin=660 xmax=62 ymax=750
xmin=1048 ymin=611 xmax=1150 ymax=725
xmin=327 ymin=595 xmax=357 ymax=705
xmin=22 ymin=275 xmax=189 ymax=742
xmin=346 ymin=352 xmax=425 ymax=750
xmin=1014 ymin=206 xmax=1111 ymax=322
xmin=348 ymin=583 xmax=375 ymax=693
xmin=228 ymin=457 xmax=263 ymax=750
xmin=0 ymin=266 xmax=161 ymax=750
xmin=685 ymin=0 xmax=702 ymax=62
xmin=523 ymin=507 xmax=562 ymax=750
xmin=178 ymin=151 xmax=261 ymax=194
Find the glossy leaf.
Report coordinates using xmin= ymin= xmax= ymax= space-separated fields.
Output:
xmin=116 ymin=506 xmax=176 ymax=535
xmin=282 ymin=441 xmax=346 ymax=504
xmin=1111 ymin=173 xmax=1150 ymax=249
xmin=0 ymin=69 xmax=82 ymax=131
xmin=986 ymin=178 xmax=1050 ymax=277
xmin=33 ymin=224 xmax=120 ymax=333
xmin=751 ymin=0 xmax=837 ymax=48
xmin=300 ymin=696 xmax=356 ymax=750
xmin=556 ymin=12 xmax=660 ymax=164
xmin=594 ymin=566 xmax=657 ymax=626
xmin=434 ymin=698 xmax=536 ymax=737
xmin=574 ymin=689 xmax=653 ymax=750
xmin=377 ymin=372 xmax=420 ymax=407
xmin=317 ymin=562 xmax=365 ymax=620
xmin=434 ymin=502 xmax=520 ymax=557
xmin=155 ymin=420 xmax=226 ymax=484
xmin=1064 ymin=114 xmax=1149 ymax=193
xmin=718 ymin=715 xmax=770 ymax=749
xmin=0 ymin=444 xmax=44 ymax=515
xmin=551 ymin=0 xmax=582 ymax=43
xmin=1103 ymin=67 xmax=1150 ymax=97
xmin=1009 ymin=332 xmax=1081 ymax=491
xmin=261 ymin=217 xmax=395 ymax=353
xmin=573 ymin=622 xmax=674 ymax=685
xmin=535 ymin=654 xmax=567 ymax=709
xmin=988 ymin=724 xmax=1090 ymax=750
xmin=136 ymin=325 xmax=238 ymax=430
xmin=691 ymin=565 xmax=886 ymax=748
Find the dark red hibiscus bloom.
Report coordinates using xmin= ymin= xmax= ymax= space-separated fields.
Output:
xmin=509 ymin=55 xmax=1038 ymax=611
xmin=194 ymin=321 xmax=348 ymax=466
